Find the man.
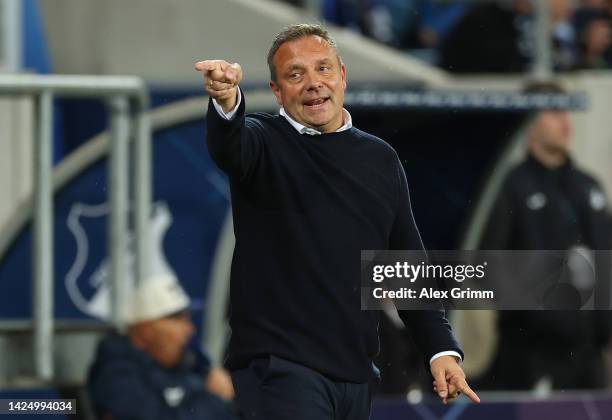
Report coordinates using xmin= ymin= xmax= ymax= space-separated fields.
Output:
xmin=88 ymin=274 xmax=237 ymax=419
xmin=195 ymin=24 xmax=479 ymax=419
xmin=480 ymin=82 xmax=612 ymax=390
xmin=440 ymin=0 xmax=577 ymax=73
xmin=574 ymin=8 xmax=612 ymax=69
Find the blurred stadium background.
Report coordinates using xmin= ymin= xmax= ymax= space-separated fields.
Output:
xmin=1 ymin=0 xmax=612 ymax=419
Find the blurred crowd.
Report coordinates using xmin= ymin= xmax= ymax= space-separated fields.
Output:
xmin=289 ymin=0 xmax=612 ymax=72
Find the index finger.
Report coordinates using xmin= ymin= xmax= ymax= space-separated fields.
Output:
xmin=453 ymin=378 xmax=480 ymax=404
xmin=195 ymin=60 xmax=221 ymax=72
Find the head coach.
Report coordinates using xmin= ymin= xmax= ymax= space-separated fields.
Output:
xmin=195 ymin=23 xmax=479 ymax=419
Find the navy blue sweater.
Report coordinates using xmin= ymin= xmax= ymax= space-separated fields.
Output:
xmin=206 ymin=93 xmax=461 ymax=382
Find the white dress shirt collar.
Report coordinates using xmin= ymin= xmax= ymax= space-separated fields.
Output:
xmin=279 ymin=107 xmax=352 ymax=135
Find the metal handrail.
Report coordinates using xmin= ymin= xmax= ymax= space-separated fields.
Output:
xmin=0 ymin=73 xmax=151 ymax=382
xmin=0 ymin=0 xmax=23 ymax=71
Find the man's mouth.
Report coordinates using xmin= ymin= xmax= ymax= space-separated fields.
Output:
xmin=304 ymin=97 xmax=329 ymax=109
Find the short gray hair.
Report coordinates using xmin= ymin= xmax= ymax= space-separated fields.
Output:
xmin=267 ymin=23 xmax=340 ymax=82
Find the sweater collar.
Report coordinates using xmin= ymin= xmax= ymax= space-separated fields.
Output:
xmin=279 ymin=107 xmax=353 ymax=135
xmin=527 ymin=152 xmax=573 ymax=174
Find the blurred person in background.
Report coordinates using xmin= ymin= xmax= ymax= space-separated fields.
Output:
xmin=88 ymin=274 xmax=237 ymax=420
xmin=321 ymin=0 xmax=470 ymax=55
xmin=439 ymin=0 xmax=537 ymax=73
xmin=550 ymin=0 xmax=580 ymax=70
xmin=440 ymin=0 xmax=578 ymax=73
xmin=322 ymin=0 xmax=371 ymax=35
xmin=195 ymin=23 xmax=479 ymax=419
xmin=321 ymin=0 xmax=419 ymax=48
xmin=416 ymin=1 xmax=471 ymax=50
xmin=479 ymin=81 xmax=612 ymax=390
xmin=398 ymin=0 xmax=472 ymax=64
xmin=363 ymin=0 xmax=419 ymax=48
xmin=574 ymin=7 xmax=612 ymax=69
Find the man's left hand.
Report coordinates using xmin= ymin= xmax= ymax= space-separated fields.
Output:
xmin=431 ymin=355 xmax=480 ymax=405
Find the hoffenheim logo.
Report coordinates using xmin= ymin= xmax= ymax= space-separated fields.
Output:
xmin=64 ymin=201 xmax=176 ymax=320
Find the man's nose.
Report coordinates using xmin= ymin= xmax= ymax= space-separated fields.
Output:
xmin=305 ymin=71 xmax=323 ymax=90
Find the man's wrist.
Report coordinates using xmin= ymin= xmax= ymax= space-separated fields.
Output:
xmin=212 ymin=89 xmax=241 ymax=120
xmin=219 ymin=89 xmax=238 ymax=113
xmin=430 ymin=351 xmax=462 ymax=365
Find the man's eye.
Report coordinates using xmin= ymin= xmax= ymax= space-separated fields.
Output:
xmin=289 ymin=73 xmax=301 ymax=79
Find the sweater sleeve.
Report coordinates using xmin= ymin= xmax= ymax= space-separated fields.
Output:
xmin=388 ymin=154 xmax=426 ymax=252
xmin=206 ymin=89 xmax=264 ymax=180
xmin=388 ymin=154 xmax=464 ymax=366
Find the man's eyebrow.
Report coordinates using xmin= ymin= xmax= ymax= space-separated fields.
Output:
xmin=284 ymin=64 xmax=304 ymax=72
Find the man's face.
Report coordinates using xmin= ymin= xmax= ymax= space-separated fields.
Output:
xmin=270 ymin=35 xmax=347 ymax=133
xmin=585 ymin=19 xmax=611 ymax=55
xmin=145 ymin=312 xmax=195 ymax=368
xmin=530 ymin=110 xmax=572 ymax=155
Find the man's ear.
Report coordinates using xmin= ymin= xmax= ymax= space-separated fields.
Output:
xmin=269 ymin=80 xmax=283 ymax=106
xmin=341 ymin=63 xmax=347 ymax=90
